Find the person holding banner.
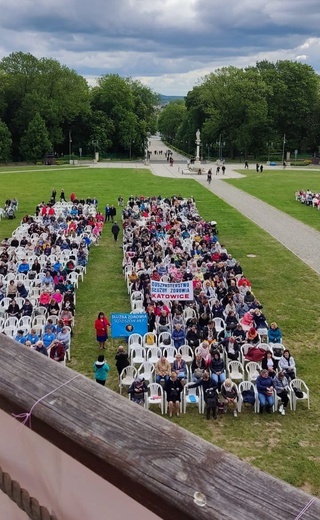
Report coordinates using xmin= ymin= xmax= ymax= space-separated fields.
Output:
xmin=94 ymin=311 xmax=111 ymax=350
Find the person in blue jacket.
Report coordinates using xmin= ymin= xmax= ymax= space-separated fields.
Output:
xmin=94 ymin=355 xmax=110 ymax=386
xmin=256 ymin=369 xmax=274 ymax=413
xmin=267 ymin=322 xmax=282 ymax=344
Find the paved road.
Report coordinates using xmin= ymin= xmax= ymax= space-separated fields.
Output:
xmin=91 ymin=136 xmax=320 ymax=275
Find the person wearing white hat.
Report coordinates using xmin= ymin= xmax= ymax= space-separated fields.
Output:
xmin=128 ymin=376 xmax=148 ymax=405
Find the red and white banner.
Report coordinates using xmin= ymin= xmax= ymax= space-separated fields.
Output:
xmin=151 ymin=280 xmax=194 ymax=301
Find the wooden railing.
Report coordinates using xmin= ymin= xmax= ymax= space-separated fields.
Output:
xmin=0 ymin=336 xmax=319 ymax=520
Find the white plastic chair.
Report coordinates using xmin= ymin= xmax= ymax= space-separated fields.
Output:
xmin=145 ymin=383 xmax=164 ymax=414
xmin=162 ymin=346 xmax=177 ymax=364
xmin=290 ymin=379 xmax=310 ymax=411
xmin=238 ymin=381 xmax=258 ymax=413
xmin=182 ymin=307 xmax=197 ymax=322
xmin=228 ymin=361 xmax=245 ymax=382
xmin=240 ymin=343 xmax=254 ymax=364
xmin=130 ymin=347 xmax=146 ymax=366
xmin=270 ymin=343 xmax=285 ymax=361
xmin=183 ymin=385 xmax=202 ymax=414
xmin=128 ymin=333 xmax=143 ymax=356
xmin=147 ymin=346 xmax=161 ymax=364
xmin=32 ymin=325 xmax=43 ymax=338
xmin=143 ymin=332 xmax=157 ymax=349
xmin=119 ymin=366 xmax=137 ymax=395
xmin=3 ymin=326 xmax=17 ymax=338
xmin=15 ymin=297 xmax=25 ymax=309
xmin=138 ymin=362 xmax=155 ymax=383
xmin=47 ymin=315 xmax=60 ymax=324
xmin=34 ymin=306 xmax=48 ymax=316
xmin=130 ymin=291 xmax=144 ymax=304
xmin=274 ymin=389 xmax=292 ymax=412
xmin=67 ymin=272 xmax=79 ymax=289
xmin=1 ymin=297 xmax=12 ymax=309
xmin=178 ymin=345 xmax=194 ymax=363
xmin=4 ymin=317 xmax=19 ymax=329
xmin=158 ymin=331 xmax=173 ymax=350
xmin=131 ymin=300 xmax=144 ymax=312
xmin=212 ymin=317 xmax=226 ymax=334
xmin=32 ymin=315 xmax=46 ymax=327
xmin=246 ymin=362 xmax=261 ymax=382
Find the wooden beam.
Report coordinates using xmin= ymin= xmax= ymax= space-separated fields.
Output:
xmin=0 ymin=336 xmax=319 ymax=520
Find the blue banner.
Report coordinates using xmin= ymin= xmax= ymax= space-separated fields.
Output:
xmin=111 ymin=313 xmax=148 ymax=338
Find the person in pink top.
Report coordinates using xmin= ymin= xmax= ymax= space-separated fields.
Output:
xmin=52 ymin=289 xmax=63 ymax=305
xmin=240 ymin=309 xmax=255 ymax=330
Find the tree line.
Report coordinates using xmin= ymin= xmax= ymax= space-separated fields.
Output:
xmin=158 ymin=61 xmax=320 ymax=160
xmin=0 ymin=52 xmax=159 ymax=163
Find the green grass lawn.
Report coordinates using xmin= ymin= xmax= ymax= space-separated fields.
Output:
xmin=227 ymin=167 xmax=320 ymax=232
xmin=1 ymin=165 xmax=320 ymax=495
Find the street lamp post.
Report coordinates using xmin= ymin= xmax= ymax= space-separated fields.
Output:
xmin=266 ymin=142 xmax=273 ymax=163
xmin=281 ymin=134 xmax=286 ymax=165
xmin=129 ymin=139 xmax=135 ymax=159
xmin=69 ymin=130 xmax=72 ymax=165
xmin=216 ymin=134 xmax=225 ymax=161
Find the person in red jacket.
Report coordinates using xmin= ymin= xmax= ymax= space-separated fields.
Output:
xmin=49 ymin=340 xmax=65 ymax=362
xmin=94 ymin=311 xmax=111 ymax=350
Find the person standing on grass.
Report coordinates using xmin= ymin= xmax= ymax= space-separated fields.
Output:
xmin=94 ymin=311 xmax=111 ymax=350
xmin=115 ymin=345 xmax=130 ymax=376
xmin=60 ymin=189 xmax=66 ymax=202
xmin=94 ymin=355 xmax=110 ymax=386
xmin=109 ymin=205 xmax=116 ymax=223
xmin=111 ymin=221 xmax=120 ymax=242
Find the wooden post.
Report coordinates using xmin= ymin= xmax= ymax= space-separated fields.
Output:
xmin=0 ymin=336 xmax=319 ymax=520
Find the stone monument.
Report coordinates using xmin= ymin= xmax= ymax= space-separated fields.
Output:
xmin=192 ymin=129 xmax=202 ymax=170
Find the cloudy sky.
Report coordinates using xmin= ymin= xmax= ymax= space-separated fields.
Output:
xmin=0 ymin=0 xmax=319 ymax=95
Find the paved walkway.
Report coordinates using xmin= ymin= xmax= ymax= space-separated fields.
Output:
xmin=91 ymin=136 xmax=320 ymax=275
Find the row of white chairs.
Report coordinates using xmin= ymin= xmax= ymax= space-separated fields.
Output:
xmin=120 ymin=368 xmax=310 ymax=415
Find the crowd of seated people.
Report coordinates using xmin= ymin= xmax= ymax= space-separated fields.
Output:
xmin=122 ymin=195 xmax=303 ymax=417
xmin=0 ymin=192 xmax=103 ymax=360
xmin=295 ymin=189 xmax=320 ymax=209
xmin=0 ymin=197 xmax=19 ymax=219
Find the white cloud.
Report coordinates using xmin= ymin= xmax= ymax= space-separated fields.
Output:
xmin=0 ymin=0 xmax=320 ymax=94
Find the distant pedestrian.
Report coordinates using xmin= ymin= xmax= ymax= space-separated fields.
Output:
xmin=60 ymin=189 xmax=66 ymax=202
xmin=222 ymin=165 xmax=226 ymax=175
xmin=256 ymin=163 xmax=259 ymax=173
xmin=198 ymin=168 xmax=202 ymax=175
xmin=260 ymin=164 xmax=263 ymax=173
xmin=111 ymin=221 xmax=120 ymax=241
xmin=105 ymin=204 xmax=110 ymax=222
xmin=283 ymin=161 xmax=286 ymax=169
xmin=207 ymin=169 xmax=212 ymax=184
xmin=109 ymin=205 xmax=116 ymax=223
xmin=244 ymin=161 xmax=249 ymax=169
xmin=216 ymin=166 xmax=220 ymax=175
xmin=51 ymin=188 xmax=56 ymax=203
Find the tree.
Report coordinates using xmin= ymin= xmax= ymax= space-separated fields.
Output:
xmin=0 ymin=52 xmax=90 ymax=158
xmin=158 ymin=100 xmax=187 ymax=143
xmin=20 ymin=113 xmax=52 ymax=163
xmin=256 ymin=60 xmax=319 ymax=152
xmin=0 ymin=119 xmax=12 ymax=163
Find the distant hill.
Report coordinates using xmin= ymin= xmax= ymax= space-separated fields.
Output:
xmin=159 ymin=94 xmax=185 ymax=106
